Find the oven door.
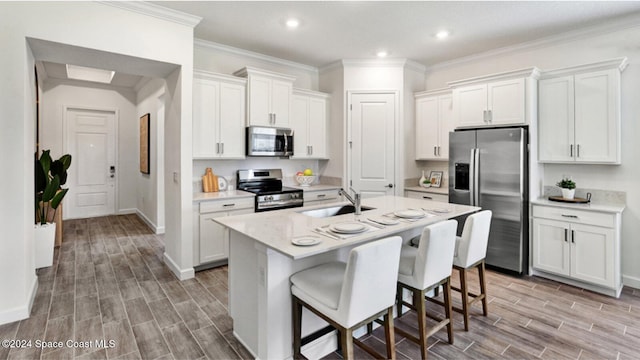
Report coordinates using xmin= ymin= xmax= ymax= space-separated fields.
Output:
xmin=246 ymin=126 xmax=293 ymax=157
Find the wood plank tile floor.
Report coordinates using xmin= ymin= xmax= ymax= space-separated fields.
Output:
xmin=1 ymin=214 xmax=639 ymax=359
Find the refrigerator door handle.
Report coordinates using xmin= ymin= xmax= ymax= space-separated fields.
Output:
xmin=474 ymin=148 xmax=480 ymax=206
xmin=469 ymin=149 xmax=475 ymax=206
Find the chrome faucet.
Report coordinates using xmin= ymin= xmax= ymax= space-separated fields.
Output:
xmin=339 ymin=188 xmax=361 ymax=215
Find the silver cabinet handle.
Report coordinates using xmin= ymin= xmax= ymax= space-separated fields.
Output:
xmin=570 ymin=144 xmax=573 ymax=157
xmin=438 ymin=146 xmax=441 ymax=156
xmin=220 ymin=143 xmax=224 ymax=154
xmin=222 ymin=203 xmax=236 ymax=208
xmin=310 ymin=145 xmax=313 ymax=155
xmin=216 ymin=143 xmax=220 ymax=154
xmin=317 ymin=194 xmax=326 ymax=199
xmin=423 ymin=196 xmax=433 ymax=200
xmin=577 ymin=144 xmax=580 ymax=158
xmin=488 ymin=110 xmax=492 ymax=122
xmin=434 ymin=146 xmax=437 ymax=156
xmin=564 ymin=228 xmax=568 ymax=242
xmin=571 ymin=230 xmax=575 ymax=243
xmin=561 ymin=214 xmax=578 ymax=218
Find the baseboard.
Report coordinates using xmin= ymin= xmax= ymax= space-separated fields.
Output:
xmin=117 ymin=208 xmax=137 ymax=215
xmin=623 ymin=274 xmax=640 ymax=290
xmin=163 ymin=252 xmax=194 ymax=280
xmin=135 ymin=209 xmax=165 ymax=234
xmin=0 ymin=275 xmax=38 ymax=326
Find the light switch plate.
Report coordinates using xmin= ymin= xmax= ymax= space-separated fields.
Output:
xmin=173 ymin=172 xmax=179 ymax=184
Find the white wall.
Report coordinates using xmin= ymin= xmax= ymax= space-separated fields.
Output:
xmin=136 ymin=79 xmax=166 ymax=233
xmin=318 ymin=64 xmax=345 ymax=181
xmin=0 ymin=1 xmax=196 ymax=324
xmin=40 ymin=80 xmax=139 ymax=217
xmin=424 ymin=25 xmax=640 ymax=287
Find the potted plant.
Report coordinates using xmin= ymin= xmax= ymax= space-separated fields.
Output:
xmin=556 ymin=177 xmax=576 ymax=200
xmin=421 ymin=178 xmax=431 ymax=188
xmin=34 ymin=150 xmax=71 ymax=268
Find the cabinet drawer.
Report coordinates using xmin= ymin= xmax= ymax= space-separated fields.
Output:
xmin=200 ymin=197 xmax=254 ymax=213
xmin=304 ymin=189 xmax=339 ymax=203
xmin=405 ymin=191 xmax=448 ymax=203
xmin=532 ymin=205 xmax=614 ymax=228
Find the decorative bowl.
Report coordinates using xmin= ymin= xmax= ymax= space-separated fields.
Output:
xmin=421 ymin=183 xmax=431 ymax=188
xmin=295 ymin=175 xmax=315 ymax=186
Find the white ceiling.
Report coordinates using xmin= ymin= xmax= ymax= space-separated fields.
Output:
xmin=40 ymin=61 xmax=145 ymax=88
xmin=154 ymin=1 xmax=640 ymax=68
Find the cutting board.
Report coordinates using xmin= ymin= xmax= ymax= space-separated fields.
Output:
xmin=202 ymin=168 xmax=219 ymax=193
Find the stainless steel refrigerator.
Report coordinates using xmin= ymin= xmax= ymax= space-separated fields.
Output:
xmin=449 ymin=127 xmax=528 ymax=274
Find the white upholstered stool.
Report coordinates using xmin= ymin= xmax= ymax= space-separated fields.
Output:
xmin=452 ymin=210 xmax=492 ymax=331
xmin=395 ymin=220 xmax=458 ymax=360
xmin=290 ymin=236 xmax=402 ymax=360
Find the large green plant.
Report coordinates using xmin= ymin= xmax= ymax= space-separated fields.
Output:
xmin=35 ymin=150 xmax=72 ymax=225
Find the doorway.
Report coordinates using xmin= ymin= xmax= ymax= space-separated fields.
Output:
xmin=347 ymin=92 xmax=397 ymax=198
xmin=64 ymin=106 xmax=117 ymax=219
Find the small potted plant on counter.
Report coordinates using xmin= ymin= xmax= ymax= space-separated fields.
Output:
xmin=556 ymin=177 xmax=576 ymax=200
xmin=35 ymin=150 xmax=72 ymax=268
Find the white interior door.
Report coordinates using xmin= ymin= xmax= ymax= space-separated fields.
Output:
xmin=349 ymin=93 xmax=395 ymax=198
xmin=65 ymin=107 xmax=116 ymax=219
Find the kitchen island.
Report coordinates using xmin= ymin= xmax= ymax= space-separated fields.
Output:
xmin=215 ymin=195 xmax=479 ymax=360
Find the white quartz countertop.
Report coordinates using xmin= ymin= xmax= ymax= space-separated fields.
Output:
xmin=214 ymin=195 xmax=479 ymax=260
xmin=193 ymin=190 xmax=255 ymax=202
xmin=405 ymin=186 xmax=449 ymax=195
xmin=287 ymin=184 xmax=341 ymax=191
xmin=532 ymin=198 xmax=625 ymax=214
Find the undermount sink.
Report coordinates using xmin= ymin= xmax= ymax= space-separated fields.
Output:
xmin=298 ymin=204 xmax=375 ymax=218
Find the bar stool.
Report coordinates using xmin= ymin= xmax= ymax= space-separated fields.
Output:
xmin=452 ymin=210 xmax=492 ymax=331
xmin=290 ymin=236 xmax=402 ymax=360
xmin=395 ymin=220 xmax=458 ymax=360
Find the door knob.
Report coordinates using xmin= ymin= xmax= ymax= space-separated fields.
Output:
xmin=386 ymin=184 xmax=394 ymax=188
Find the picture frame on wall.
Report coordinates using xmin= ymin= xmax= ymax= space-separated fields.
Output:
xmin=429 ymin=171 xmax=443 ymax=187
xmin=140 ymin=113 xmax=150 ymax=174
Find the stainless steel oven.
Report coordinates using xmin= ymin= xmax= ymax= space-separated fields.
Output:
xmin=237 ymin=169 xmax=303 ymax=212
xmin=246 ymin=126 xmax=294 ymax=157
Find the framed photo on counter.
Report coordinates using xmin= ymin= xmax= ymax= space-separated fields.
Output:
xmin=429 ymin=171 xmax=443 ymax=187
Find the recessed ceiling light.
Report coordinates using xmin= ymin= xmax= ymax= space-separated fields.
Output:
xmin=286 ymin=18 xmax=299 ymax=28
xmin=435 ymin=30 xmax=450 ymax=40
xmin=66 ymin=64 xmax=115 ymax=84
xmin=376 ymin=50 xmax=388 ymax=58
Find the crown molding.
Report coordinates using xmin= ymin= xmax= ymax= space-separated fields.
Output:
xmin=194 ymin=69 xmax=247 ymax=85
xmin=414 ymin=88 xmax=451 ymax=98
xmin=195 ymin=39 xmax=318 ymax=74
xmin=318 ymin=60 xmax=344 ymax=74
xmin=292 ymin=87 xmax=330 ymax=98
xmin=447 ymin=67 xmax=540 ymax=88
xmin=540 ymin=57 xmax=628 ymax=79
xmin=427 ymin=12 xmax=640 ymax=72
xmin=233 ymin=66 xmax=297 ymax=82
xmin=97 ymin=1 xmax=202 ymax=28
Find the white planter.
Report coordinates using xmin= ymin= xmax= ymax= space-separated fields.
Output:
xmin=561 ymin=188 xmax=575 ymax=200
xmin=34 ymin=222 xmax=56 ymax=269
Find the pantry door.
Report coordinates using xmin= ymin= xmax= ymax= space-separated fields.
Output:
xmin=348 ymin=92 xmax=396 ymax=198
xmin=64 ymin=107 xmax=117 ymax=219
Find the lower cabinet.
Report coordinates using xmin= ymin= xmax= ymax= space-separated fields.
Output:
xmin=303 ymin=188 xmax=340 ymax=207
xmin=196 ymin=197 xmax=254 ymax=266
xmin=531 ymin=203 xmax=622 ymax=297
xmin=404 ymin=190 xmax=448 ymax=203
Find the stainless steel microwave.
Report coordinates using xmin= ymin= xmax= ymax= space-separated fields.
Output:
xmin=246 ymin=126 xmax=294 ymax=157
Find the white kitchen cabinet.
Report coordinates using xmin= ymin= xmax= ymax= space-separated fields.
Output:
xmin=292 ymin=89 xmax=329 ymax=159
xmin=538 ymin=59 xmax=625 ymax=164
xmin=415 ymin=89 xmax=452 ymax=160
xmin=193 ymin=71 xmax=246 ymax=159
xmin=234 ymin=67 xmax=295 ymax=128
xmin=449 ymin=68 xmax=539 ymax=129
xmin=531 ymin=202 xmax=623 ymax=297
xmin=195 ymin=197 xmax=254 ymax=266
xmin=405 ymin=190 xmax=448 ymax=203
xmin=303 ymin=188 xmax=340 ymax=207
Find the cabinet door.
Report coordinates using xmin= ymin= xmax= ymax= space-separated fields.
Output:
xmin=199 ymin=212 xmax=228 ymax=263
xmin=437 ymin=95 xmax=453 ymax=159
xmin=574 ymin=69 xmax=619 ymax=163
xmin=218 ymin=81 xmax=246 ymax=159
xmin=271 ymin=79 xmax=292 ymax=127
xmin=225 ymin=208 xmax=254 ymax=257
xmin=415 ymin=96 xmax=439 ymax=160
xmin=538 ymin=76 xmax=575 ymax=162
xmin=488 ymin=78 xmax=526 ymax=125
xmin=193 ymin=78 xmax=219 ymax=158
xmin=570 ymin=223 xmax=615 ymax=288
xmin=247 ymin=76 xmax=272 ymax=126
xmin=532 ymin=218 xmax=570 ymax=276
xmin=454 ymin=84 xmax=487 ymax=128
xmin=307 ymin=97 xmax=328 ymax=158
xmin=291 ymin=95 xmax=309 ymax=158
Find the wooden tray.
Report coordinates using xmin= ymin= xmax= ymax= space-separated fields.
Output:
xmin=548 ymin=196 xmax=590 ymax=204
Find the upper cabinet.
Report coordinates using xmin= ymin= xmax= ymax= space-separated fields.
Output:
xmin=538 ymin=58 xmax=627 ymax=164
xmin=449 ymin=68 xmax=540 ymax=128
xmin=291 ymin=89 xmax=330 ymax=159
xmin=415 ymin=89 xmax=452 ymax=160
xmin=233 ymin=67 xmax=295 ymax=128
xmin=193 ymin=70 xmax=246 ymax=159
